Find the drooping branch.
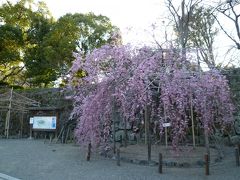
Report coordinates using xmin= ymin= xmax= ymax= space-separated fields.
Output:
xmin=68 ymin=44 xmax=234 ymax=150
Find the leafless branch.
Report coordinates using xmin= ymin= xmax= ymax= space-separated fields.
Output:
xmin=214 ymin=0 xmax=240 ymax=49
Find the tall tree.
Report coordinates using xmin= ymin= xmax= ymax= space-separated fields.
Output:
xmin=68 ymin=44 xmax=234 ymax=150
xmin=42 ymin=13 xmax=120 ymax=86
xmin=166 ymin=0 xmax=202 ymax=50
xmin=188 ymin=6 xmax=218 ymax=69
xmin=0 ymin=1 xmax=120 ymax=87
xmin=165 ymin=1 xmax=221 ymax=69
xmin=0 ymin=24 xmax=24 ymax=85
xmin=24 ymin=13 xmax=55 ymax=87
xmin=0 ymin=0 xmax=52 ymax=87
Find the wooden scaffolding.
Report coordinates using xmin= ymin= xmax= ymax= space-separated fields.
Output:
xmin=0 ymin=88 xmax=40 ymax=138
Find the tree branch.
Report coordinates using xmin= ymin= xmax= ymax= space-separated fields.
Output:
xmin=213 ymin=13 xmax=240 ymax=49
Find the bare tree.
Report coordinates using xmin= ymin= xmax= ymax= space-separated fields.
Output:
xmin=214 ymin=0 xmax=240 ymax=49
xmin=188 ymin=6 xmax=218 ymax=69
xmin=166 ymin=0 xmax=202 ymax=50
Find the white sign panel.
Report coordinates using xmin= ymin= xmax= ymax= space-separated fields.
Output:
xmin=33 ymin=116 xmax=56 ymax=130
xmin=29 ymin=117 xmax=34 ymax=124
xmin=163 ymin=122 xmax=171 ymax=128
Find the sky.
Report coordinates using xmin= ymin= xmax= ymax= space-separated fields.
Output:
xmin=0 ymin=0 xmax=168 ymax=45
xmin=0 ymin=0 xmax=236 ymax=46
xmin=43 ymin=0 xmax=166 ymax=45
xmin=1 ymin=0 xmax=239 ymax=65
xmin=41 ymin=0 xmax=238 ymax=53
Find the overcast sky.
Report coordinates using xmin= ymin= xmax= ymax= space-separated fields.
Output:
xmin=43 ymin=0 xmax=166 ymax=45
xmin=1 ymin=0 xmax=239 ymax=65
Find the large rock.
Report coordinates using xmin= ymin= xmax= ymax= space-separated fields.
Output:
xmin=234 ymin=119 xmax=240 ymax=134
xmin=223 ymin=137 xmax=231 ymax=146
xmin=115 ymin=130 xmax=125 ymax=141
xmin=230 ymin=135 xmax=240 ymax=145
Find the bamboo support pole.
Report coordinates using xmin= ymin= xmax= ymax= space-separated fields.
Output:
xmin=163 ymin=103 xmax=168 ymax=148
xmin=5 ymin=88 xmax=13 ymax=139
xmin=190 ymin=94 xmax=196 ymax=148
xmin=145 ymin=105 xmax=151 ymax=163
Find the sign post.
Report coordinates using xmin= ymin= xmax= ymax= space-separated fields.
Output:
xmin=31 ymin=116 xmax=57 ymax=141
xmin=29 ymin=117 xmax=34 ymax=139
xmin=163 ymin=122 xmax=171 ymax=148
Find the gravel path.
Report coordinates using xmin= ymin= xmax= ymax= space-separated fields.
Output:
xmin=0 ymin=139 xmax=239 ymax=180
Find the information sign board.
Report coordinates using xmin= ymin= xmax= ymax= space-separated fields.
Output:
xmin=32 ymin=116 xmax=56 ymax=130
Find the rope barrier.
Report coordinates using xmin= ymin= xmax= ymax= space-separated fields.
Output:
xmin=116 ymin=145 xmax=240 ymax=172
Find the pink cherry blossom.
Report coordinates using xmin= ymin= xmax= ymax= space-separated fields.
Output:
xmin=68 ymin=45 xmax=234 ymax=149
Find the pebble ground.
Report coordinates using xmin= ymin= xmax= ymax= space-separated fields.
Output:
xmin=0 ymin=139 xmax=240 ymax=180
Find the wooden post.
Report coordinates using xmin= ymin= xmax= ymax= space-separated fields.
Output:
xmin=235 ymin=147 xmax=239 ymax=166
xmin=113 ymin=121 xmax=116 ymax=154
xmin=86 ymin=143 xmax=91 ymax=161
xmin=204 ymin=128 xmax=210 ymax=160
xmin=145 ymin=106 xmax=151 ymax=163
xmin=5 ymin=88 xmax=13 ymax=139
xmin=205 ymin=154 xmax=209 ymax=175
xmin=120 ymin=135 xmax=123 ymax=146
xmin=55 ymin=111 xmax=59 ymax=139
xmin=124 ymin=119 xmax=127 ymax=147
xmin=20 ymin=112 xmax=24 ymax=138
xmin=145 ymin=114 xmax=147 ymax=145
xmin=117 ymin=148 xmax=120 ymax=166
xmin=159 ymin=153 xmax=163 ymax=174
xmin=5 ymin=111 xmax=10 ymax=138
xmin=238 ymin=144 xmax=240 ymax=156
xmin=65 ymin=126 xmax=70 ymax=144
xmin=50 ymin=133 xmax=53 ymax=144
xmin=44 ymin=132 xmax=47 ymax=144
xmin=148 ymin=135 xmax=151 ymax=163
xmin=29 ymin=124 xmax=33 ymax=139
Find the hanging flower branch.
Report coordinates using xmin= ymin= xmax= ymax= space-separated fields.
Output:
xmin=68 ymin=44 xmax=234 ymax=149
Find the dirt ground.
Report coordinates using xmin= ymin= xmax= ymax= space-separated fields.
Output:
xmin=119 ymin=143 xmax=219 ymax=166
xmin=0 ymin=139 xmax=240 ymax=180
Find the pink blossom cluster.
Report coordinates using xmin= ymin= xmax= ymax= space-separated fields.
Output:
xmin=68 ymin=45 xmax=234 ymax=149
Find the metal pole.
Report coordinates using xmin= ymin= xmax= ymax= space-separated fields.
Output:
xmin=165 ymin=127 xmax=168 ymax=148
xmin=163 ymin=103 xmax=168 ymax=148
